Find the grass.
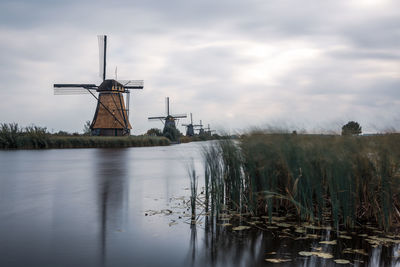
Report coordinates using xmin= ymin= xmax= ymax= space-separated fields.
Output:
xmin=188 ymin=161 xmax=198 ymax=221
xmin=0 ymin=123 xmax=170 ymax=149
xmin=198 ymin=131 xmax=400 ymax=231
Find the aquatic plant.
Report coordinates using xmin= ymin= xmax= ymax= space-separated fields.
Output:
xmin=198 ymin=132 xmax=400 ymax=231
xmin=0 ymin=123 xmax=20 ymax=148
xmin=188 ymin=162 xmax=198 ymax=221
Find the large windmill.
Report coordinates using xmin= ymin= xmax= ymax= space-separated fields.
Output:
xmin=148 ymin=97 xmax=187 ymax=133
xmin=53 ymin=35 xmax=144 ymax=136
xmin=182 ymin=113 xmax=202 ymax=137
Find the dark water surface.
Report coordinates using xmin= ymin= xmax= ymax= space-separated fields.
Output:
xmin=0 ymin=142 xmax=399 ymax=267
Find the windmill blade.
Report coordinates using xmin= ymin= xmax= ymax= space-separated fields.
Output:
xmin=171 ymin=114 xmax=187 ymax=119
xmin=98 ymin=35 xmax=107 ymax=80
xmin=53 ymin=84 xmax=98 ymax=95
xmin=54 ymin=88 xmax=97 ymax=95
xmin=148 ymin=116 xmax=166 ymax=120
xmin=54 ymin=84 xmax=97 ymax=88
xmin=118 ymin=80 xmax=144 ymax=89
xmin=165 ymin=97 xmax=169 ymax=116
xmin=126 ymin=90 xmax=130 ymax=120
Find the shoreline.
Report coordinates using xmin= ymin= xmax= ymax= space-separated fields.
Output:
xmin=0 ymin=135 xmax=171 ymax=150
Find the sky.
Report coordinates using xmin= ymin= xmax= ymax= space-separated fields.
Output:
xmin=0 ymin=0 xmax=399 ymax=135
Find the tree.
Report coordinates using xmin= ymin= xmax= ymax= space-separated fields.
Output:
xmin=341 ymin=121 xmax=362 ymax=136
xmin=146 ymin=128 xmax=163 ymax=136
xmin=83 ymin=120 xmax=91 ymax=135
xmin=163 ymin=125 xmax=181 ymax=142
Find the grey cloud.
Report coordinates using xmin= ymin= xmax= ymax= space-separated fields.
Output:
xmin=0 ymin=0 xmax=399 ymax=134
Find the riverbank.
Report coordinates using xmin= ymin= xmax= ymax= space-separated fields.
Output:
xmin=0 ymin=135 xmax=170 ymax=149
xmin=0 ymin=123 xmax=170 ymax=149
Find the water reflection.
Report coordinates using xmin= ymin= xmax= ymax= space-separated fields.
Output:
xmin=188 ymin=214 xmax=400 ymax=267
xmin=2 ymin=145 xmax=400 ymax=267
xmin=95 ymin=149 xmax=129 ymax=267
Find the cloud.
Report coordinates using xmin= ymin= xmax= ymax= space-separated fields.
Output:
xmin=0 ymin=0 xmax=399 ymax=134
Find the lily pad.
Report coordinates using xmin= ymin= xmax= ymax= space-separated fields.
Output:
xmin=343 ymin=248 xmax=368 ymax=256
xmin=265 ymin=258 xmax=292 ymax=263
xmin=299 ymin=251 xmax=314 ymax=257
xmin=295 ymin=227 xmax=306 ymax=233
xmin=232 ymin=226 xmax=251 ymax=231
xmin=334 ymin=259 xmax=350 ymax=264
xmin=276 ymin=223 xmax=292 ymax=228
xmin=312 ymin=252 xmax=333 ymax=259
xmin=298 ymin=251 xmax=333 ymax=259
xmin=319 ymin=240 xmax=337 ymax=245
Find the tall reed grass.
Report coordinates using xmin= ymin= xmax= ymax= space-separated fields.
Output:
xmin=0 ymin=123 xmax=170 ymax=149
xmin=200 ymin=132 xmax=400 ymax=230
xmin=188 ymin=161 xmax=198 ymax=221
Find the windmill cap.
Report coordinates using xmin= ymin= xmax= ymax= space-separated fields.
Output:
xmin=98 ymin=79 xmax=125 ymax=92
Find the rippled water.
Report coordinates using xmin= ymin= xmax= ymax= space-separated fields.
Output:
xmin=0 ymin=142 xmax=399 ymax=267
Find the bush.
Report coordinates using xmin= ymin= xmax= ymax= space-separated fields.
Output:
xmin=342 ymin=121 xmax=362 ymax=136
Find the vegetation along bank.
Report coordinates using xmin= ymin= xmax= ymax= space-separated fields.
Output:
xmin=0 ymin=123 xmax=170 ymax=149
xmin=193 ymin=132 xmax=400 ymax=232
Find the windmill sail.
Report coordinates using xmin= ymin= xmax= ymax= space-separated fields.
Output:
xmin=117 ymin=80 xmax=144 ymax=89
xmin=170 ymin=114 xmax=187 ymax=118
xmin=98 ymin=35 xmax=107 ymax=80
xmin=53 ymin=84 xmax=98 ymax=95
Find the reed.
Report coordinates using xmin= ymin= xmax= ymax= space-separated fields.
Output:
xmin=198 ymin=132 xmax=400 ymax=230
xmin=0 ymin=123 xmax=20 ymax=148
xmin=188 ymin=161 xmax=198 ymax=221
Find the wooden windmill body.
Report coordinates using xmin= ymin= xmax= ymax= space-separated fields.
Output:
xmin=54 ymin=35 xmax=143 ymax=136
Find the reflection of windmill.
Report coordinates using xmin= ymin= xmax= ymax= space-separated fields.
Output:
xmin=148 ymin=97 xmax=187 ymax=132
xmin=204 ymin=124 xmax=216 ymax=136
xmin=182 ymin=113 xmax=202 ymax=137
xmin=53 ymin=35 xmax=144 ymax=136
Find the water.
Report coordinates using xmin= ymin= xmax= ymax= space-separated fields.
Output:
xmin=0 ymin=142 xmax=399 ymax=267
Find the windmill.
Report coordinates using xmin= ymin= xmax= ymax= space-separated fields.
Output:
xmin=148 ymin=97 xmax=187 ymax=134
xmin=196 ymin=120 xmax=205 ymax=135
xmin=204 ymin=124 xmax=216 ymax=136
xmin=53 ymin=35 xmax=144 ymax=136
xmin=182 ymin=113 xmax=202 ymax=137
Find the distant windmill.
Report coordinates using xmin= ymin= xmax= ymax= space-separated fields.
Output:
xmin=148 ymin=97 xmax=187 ymax=132
xmin=182 ymin=113 xmax=202 ymax=136
xmin=204 ymin=124 xmax=216 ymax=136
xmin=53 ymin=35 xmax=144 ymax=136
xmin=197 ymin=120 xmax=205 ymax=135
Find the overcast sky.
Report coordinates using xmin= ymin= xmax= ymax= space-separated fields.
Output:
xmin=0 ymin=0 xmax=399 ymax=134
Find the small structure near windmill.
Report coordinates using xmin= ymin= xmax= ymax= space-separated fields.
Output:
xmin=54 ymin=35 xmax=144 ymax=136
xmin=148 ymin=97 xmax=187 ymax=140
xmin=182 ymin=113 xmax=202 ymax=137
